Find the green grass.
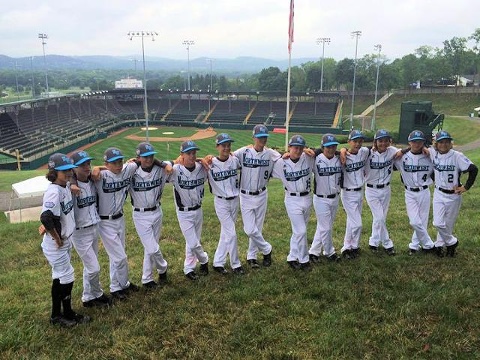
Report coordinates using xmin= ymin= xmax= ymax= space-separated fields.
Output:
xmin=1 ymin=119 xmax=480 ymax=359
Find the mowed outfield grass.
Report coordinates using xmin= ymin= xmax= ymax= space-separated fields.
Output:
xmin=1 ymin=124 xmax=480 ymax=359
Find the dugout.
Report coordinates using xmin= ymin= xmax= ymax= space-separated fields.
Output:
xmin=398 ymin=101 xmax=444 ymax=145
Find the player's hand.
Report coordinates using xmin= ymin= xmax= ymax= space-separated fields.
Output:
xmin=174 ymin=155 xmax=183 ymax=165
xmin=282 ymin=152 xmax=291 ymax=159
xmin=422 ymin=146 xmax=431 ymax=156
xmin=454 ymin=185 xmax=467 ymax=195
xmin=127 ymin=157 xmax=137 ymax=163
xmin=198 ymin=158 xmax=210 ymax=171
xmin=203 ymin=155 xmax=214 ymax=165
xmin=303 ymin=148 xmax=315 ymax=157
xmin=91 ymin=166 xmax=102 ymax=181
xmin=38 ymin=224 xmax=46 ymax=236
xmin=394 ymin=150 xmax=403 ymax=159
xmin=70 ymin=184 xmax=81 ymax=196
xmin=164 ymin=163 xmax=173 ymax=175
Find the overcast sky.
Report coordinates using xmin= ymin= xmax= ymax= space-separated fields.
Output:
xmin=1 ymin=0 xmax=478 ymax=62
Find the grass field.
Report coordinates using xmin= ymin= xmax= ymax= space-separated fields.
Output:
xmin=1 ymin=117 xmax=480 ymax=358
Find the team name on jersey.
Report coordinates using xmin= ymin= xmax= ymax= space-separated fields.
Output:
xmin=60 ymin=199 xmax=74 ymax=214
xmin=345 ymin=161 xmax=365 ymax=172
xmin=177 ymin=177 xmax=204 ymax=189
xmin=132 ymin=178 xmax=162 ymax=191
xmin=403 ymin=164 xmax=430 ymax=172
xmin=370 ymin=159 xmax=392 ymax=169
xmin=284 ymin=168 xmax=310 ymax=181
xmin=434 ymin=164 xmax=455 ymax=171
xmin=77 ymin=195 xmax=96 ymax=208
xmin=316 ymin=165 xmax=342 ymax=176
xmin=211 ymin=169 xmax=238 ymax=181
xmin=243 ymin=154 xmax=270 ymax=168
xmin=102 ymin=178 xmax=130 ymax=193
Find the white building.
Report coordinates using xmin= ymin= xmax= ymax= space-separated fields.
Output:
xmin=114 ymin=78 xmax=143 ymax=89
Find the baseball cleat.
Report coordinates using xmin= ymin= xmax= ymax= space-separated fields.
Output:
xmin=50 ymin=316 xmax=77 ymax=328
xmin=232 ymin=266 xmax=245 ymax=275
xmin=309 ymin=254 xmax=320 ymax=263
xmin=385 ymin=247 xmax=396 ymax=256
xmin=326 ymin=253 xmax=341 ymax=262
xmin=262 ymin=251 xmax=272 ymax=267
xmin=143 ymin=281 xmax=158 ymax=290
xmin=287 ymin=260 xmax=301 ymax=270
xmin=408 ymin=248 xmax=418 ymax=256
xmin=158 ymin=271 xmax=168 ymax=285
xmin=299 ymin=262 xmax=312 ymax=271
xmin=247 ymin=259 xmax=260 ymax=269
xmin=434 ymin=247 xmax=444 ymax=258
xmin=111 ymin=290 xmax=128 ymax=301
xmin=342 ymin=250 xmax=353 ymax=260
xmin=83 ymin=294 xmax=112 ymax=308
xmin=199 ymin=262 xmax=209 ymax=276
xmin=213 ymin=266 xmax=228 ymax=275
xmin=65 ymin=312 xmax=91 ymax=324
xmin=446 ymin=241 xmax=458 ymax=257
xmin=185 ymin=271 xmax=199 ymax=281
xmin=125 ymin=283 xmax=140 ymax=293
xmin=369 ymin=245 xmax=379 ymax=253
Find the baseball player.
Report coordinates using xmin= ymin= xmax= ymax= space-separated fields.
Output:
xmin=207 ymin=133 xmax=244 ymax=275
xmin=168 ymin=140 xmax=209 ymax=281
xmin=40 ymin=153 xmax=90 ymax=327
xmin=339 ymin=130 xmax=370 ymax=259
xmin=309 ymin=134 xmax=343 ymax=262
xmin=70 ymin=150 xmax=112 ymax=308
xmin=364 ymin=129 xmax=400 ymax=255
xmin=233 ymin=124 xmax=281 ymax=268
xmin=272 ymin=135 xmax=314 ymax=270
xmin=129 ymin=142 xmax=171 ymax=288
xmin=394 ymin=130 xmax=435 ymax=255
xmin=428 ymin=131 xmax=478 ymax=257
xmin=93 ymin=147 xmax=140 ymax=300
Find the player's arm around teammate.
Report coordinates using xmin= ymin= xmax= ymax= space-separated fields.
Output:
xmin=428 ymin=131 xmax=478 ymax=257
xmin=393 ymin=131 xmax=435 ymax=255
xmin=272 ymin=135 xmax=314 ymax=270
xmin=207 ymin=133 xmax=245 ymax=275
xmin=40 ymin=153 xmax=91 ymax=328
xmin=168 ymin=141 xmax=209 ymax=281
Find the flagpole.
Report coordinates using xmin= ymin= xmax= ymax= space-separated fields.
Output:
xmin=285 ymin=54 xmax=292 ymax=151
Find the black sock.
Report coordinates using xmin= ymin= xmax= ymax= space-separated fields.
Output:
xmin=51 ymin=279 xmax=62 ymax=318
xmin=60 ymin=282 xmax=75 ymax=318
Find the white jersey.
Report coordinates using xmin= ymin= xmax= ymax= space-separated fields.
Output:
xmin=395 ymin=151 xmax=433 ymax=188
xmin=272 ymin=153 xmax=314 ymax=194
xmin=365 ymin=146 xmax=399 ymax=185
xmin=129 ymin=164 xmax=168 ymax=208
xmin=169 ymin=162 xmax=207 ymax=208
xmin=94 ymin=162 xmax=138 ymax=216
xmin=208 ymin=155 xmax=241 ymax=198
xmin=234 ymin=146 xmax=281 ymax=192
xmin=429 ymin=147 xmax=473 ymax=190
xmin=42 ymin=183 xmax=75 ymax=242
xmin=313 ymin=153 xmax=343 ymax=195
xmin=73 ymin=179 xmax=100 ymax=228
xmin=342 ymin=147 xmax=370 ymax=189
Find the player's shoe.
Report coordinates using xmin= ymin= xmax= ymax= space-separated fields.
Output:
xmin=247 ymin=259 xmax=260 ymax=269
xmin=309 ymin=254 xmax=320 ymax=264
xmin=385 ymin=247 xmax=396 ymax=256
xmin=111 ymin=290 xmax=128 ymax=301
xmin=64 ymin=312 xmax=91 ymax=324
xmin=50 ymin=315 xmax=77 ymax=328
xmin=326 ymin=253 xmax=341 ymax=262
xmin=342 ymin=250 xmax=353 ymax=260
xmin=369 ymin=245 xmax=379 ymax=253
xmin=143 ymin=281 xmax=158 ymax=290
xmin=299 ymin=262 xmax=312 ymax=271
xmin=434 ymin=247 xmax=444 ymax=258
xmin=351 ymin=248 xmax=360 ymax=258
xmin=408 ymin=248 xmax=418 ymax=256
xmin=199 ymin=262 xmax=209 ymax=276
xmin=158 ymin=270 xmax=168 ymax=285
xmin=262 ymin=251 xmax=272 ymax=267
xmin=213 ymin=266 xmax=228 ymax=275
xmin=83 ymin=294 xmax=112 ymax=308
xmin=287 ymin=260 xmax=300 ymax=270
xmin=125 ymin=283 xmax=140 ymax=294
xmin=446 ymin=241 xmax=458 ymax=257
xmin=421 ymin=247 xmax=434 ymax=254
xmin=185 ymin=271 xmax=199 ymax=281
xmin=232 ymin=266 xmax=245 ymax=275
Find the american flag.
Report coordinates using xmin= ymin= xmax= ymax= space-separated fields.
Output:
xmin=288 ymin=0 xmax=294 ymax=53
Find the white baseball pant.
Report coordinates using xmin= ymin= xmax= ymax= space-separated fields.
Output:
xmin=213 ymin=197 xmax=241 ymax=269
xmin=41 ymin=237 xmax=75 ymax=284
xmin=365 ymin=187 xmax=394 ymax=249
xmin=285 ymin=194 xmax=311 ymax=264
xmin=341 ymin=189 xmax=364 ymax=252
xmin=176 ymin=208 xmax=208 ymax=274
xmin=405 ymin=189 xmax=434 ymax=250
xmin=432 ymin=189 xmax=461 ymax=247
xmin=310 ymin=195 xmax=339 ymax=257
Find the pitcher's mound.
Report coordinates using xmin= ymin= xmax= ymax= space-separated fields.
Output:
xmin=141 ymin=127 xmax=158 ymax=131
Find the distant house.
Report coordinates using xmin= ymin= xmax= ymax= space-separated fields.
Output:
xmin=461 ymin=74 xmax=480 ymax=86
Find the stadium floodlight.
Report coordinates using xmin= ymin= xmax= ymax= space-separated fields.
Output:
xmin=350 ymin=30 xmax=362 ymax=130
xmin=372 ymin=44 xmax=382 ymax=131
xmin=38 ymin=33 xmax=49 ymax=98
xmin=206 ymin=58 xmax=214 ymax=111
xmin=316 ymin=37 xmax=330 ymax=92
xmin=128 ymin=31 xmax=158 ymax=142
xmin=183 ymin=40 xmax=195 ymax=91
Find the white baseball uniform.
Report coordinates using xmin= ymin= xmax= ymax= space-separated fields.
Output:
xmin=208 ymin=155 xmax=242 ymax=270
xmin=394 ymin=150 xmax=434 ymax=251
xmin=341 ymin=146 xmax=370 ymax=253
xmin=272 ymin=153 xmax=314 ymax=264
xmin=364 ymin=146 xmax=399 ymax=249
xmin=94 ymin=162 xmax=138 ymax=292
xmin=41 ymin=183 xmax=76 ymax=284
xmin=429 ymin=147 xmax=474 ymax=247
xmin=310 ymin=152 xmax=343 ymax=257
xmin=129 ymin=164 xmax=168 ymax=284
xmin=71 ymin=178 xmax=103 ymax=302
xmin=233 ymin=146 xmax=281 ymax=261
xmin=168 ymin=162 xmax=209 ymax=274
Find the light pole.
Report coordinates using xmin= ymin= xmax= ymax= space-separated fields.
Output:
xmin=38 ymin=33 xmax=49 ymax=97
xmin=30 ymin=57 xmax=35 ymax=98
xmin=183 ymin=40 xmax=195 ymax=91
xmin=206 ymin=58 xmax=214 ymax=111
xmin=372 ymin=44 xmax=382 ymax=131
xmin=350 ymin=30 xmax=362 ymax=130
xmin=128 ymin=31 xmax=158 ymax=141
xmin=14 ymin=62 xmax=20 ymax=100
xmin=316 ymin=37 xmax=330 ymax=92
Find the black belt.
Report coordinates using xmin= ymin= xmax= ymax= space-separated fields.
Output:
xmin=134 ymin=205 xmax=158 ymax=212
xmin=178 ymin=204 xmax=201 ymax=211
xmin=99 ymin=212 xmax=123 ymax=220
xmin=287 ymin=191 xmax=310 ymax=196
xmin=241 ymin=187 xmax=266 ymax=196
xmin=315 ymin=193 xmax=338 ymax=199
xmin=437 ymin=187 xmax=455 ymax=194
xmin=217 ymin=196 xmax=237 ymax=200
xmin=405 ymin=185 xmax=428 ymax=192
xmin=366 ymin=182 xmax=390 ymax=189
xmin=344 ymin=187 xmax=362 ymax=192
xmin=76 ymin=224 xmax=95 ymax=230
